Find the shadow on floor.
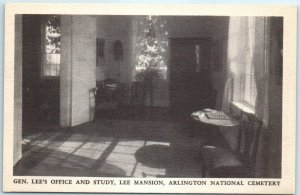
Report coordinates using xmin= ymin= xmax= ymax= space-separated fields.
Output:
xmin=15 ymin=108 xmax=227 ymax=177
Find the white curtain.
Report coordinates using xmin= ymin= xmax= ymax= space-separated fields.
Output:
xmin=223 ymin=17 xmax=273 ymax=177
xmin=221 ymin=73 xmax=234 ymax=114
xmin=222 ymin=16 xmax=269 ymax=127
xmin=222 ymin=17 xmax=250 ymax=114
xmin=253 ymin=17 xmax=270 ymax=126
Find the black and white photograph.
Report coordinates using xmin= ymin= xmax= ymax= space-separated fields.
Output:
xmin=3 ymin=3 xmax=296 ymax=194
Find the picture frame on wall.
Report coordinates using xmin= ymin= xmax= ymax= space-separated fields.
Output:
xmin=96 ymin=38 xmax=105 ymax=66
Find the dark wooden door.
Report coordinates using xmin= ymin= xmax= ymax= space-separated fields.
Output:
xmin=169 ymin=38 xmax=215 ymax=116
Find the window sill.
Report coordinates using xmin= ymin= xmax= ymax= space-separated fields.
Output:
xmin=231 ymin=101 xmax=255 ymax=116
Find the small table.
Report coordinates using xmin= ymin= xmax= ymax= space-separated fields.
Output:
xmin=191 ymin=109 xmax=239 ymax=127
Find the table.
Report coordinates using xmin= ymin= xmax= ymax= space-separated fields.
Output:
xmin=191 ymin=109 xmax=239 ymax=127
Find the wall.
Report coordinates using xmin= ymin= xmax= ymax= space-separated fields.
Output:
xmin=96 ymin=16 xmax=132 ymax=103
xmin=166 ymin=16 xmax=227 ymax=39
xmin=60 ymin=16 xmax=73 ymax=126
xmin=96 ymin=16 xmax=132 ymax=84
xmin=95 ymin=16 xmax=229 ymax=107
xmin=95 ymin=16 xmax=107 ymax=81
xmin=71 ymin=16 xmax=97 ymax=126
xmin=262 ymin=17 xmax=283 ymax=178
xmin=14 ymin=15 xmax=22 ymax=165
xmin=60 ymin=16 xmax=97 ymax=127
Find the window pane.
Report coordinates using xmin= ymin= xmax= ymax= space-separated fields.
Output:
xmin=243 ymin=74 xmax=257 ymax=107
xmin=244 ymin=75 xmax=251 ymax=104
xmin=51 ymin=54 xmax=56 ymax=65
xmin=44 ymin=64 xmax=51 ymax=76
xmin=55 ymin=64 xmax=60 ymax=76
xmin=42 ymin=15 xmax=61 ymax=77
xmin=251 ymin=78 xmax=257 ymax=105
xmin=56 ymin=54 xmax=61 ymax=65
xmin=46 ymin=54 xmax=52 ymax=65
xmin=50 ymin=64 xmax=55 ymax=76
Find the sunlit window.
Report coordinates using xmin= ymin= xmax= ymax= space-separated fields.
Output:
xmin=241 ymin=18 xmax=257 ymax=107
xmin=42 ymin=15 xmax=61 ymax=77
xmin=135 ymin=16 xmax=168 ymax=80
xmin=241 ymin=67 xmax=257 ymax=107
xmin=230 ymin=17 xmax=257 ymax=108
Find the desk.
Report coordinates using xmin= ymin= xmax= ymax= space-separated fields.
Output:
xmin=191 ymin=109 xmax=239 ymax=127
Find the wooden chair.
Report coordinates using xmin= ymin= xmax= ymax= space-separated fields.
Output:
xmin=130 ymin=81 xmax=144 ymax=115
xmin=201 ymin=110 xmax=263 ymax=178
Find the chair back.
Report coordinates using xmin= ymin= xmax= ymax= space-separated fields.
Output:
xmin=131 ymin=81 xmax=143 ymax=106
xmin=237 ymin=110 xmax=263 ymax=177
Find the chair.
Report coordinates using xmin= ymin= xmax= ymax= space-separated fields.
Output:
xmin=201 ymin=110 xmax=263 ymax=178
xmin=130 ymin=81 xmax=144 ymax=115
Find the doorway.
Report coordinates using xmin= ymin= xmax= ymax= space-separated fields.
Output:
xmin=22 ymin=15 xmax=60 ymax=135
xmin=169 ymin=38 xmax=215 ymax=116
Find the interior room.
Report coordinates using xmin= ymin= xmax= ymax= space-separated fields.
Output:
xmin=13 ymin=14 xmax=283 ymax=178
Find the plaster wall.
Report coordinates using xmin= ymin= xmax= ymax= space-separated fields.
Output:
xmin=14 ymin=15 xmax=23 ymax=165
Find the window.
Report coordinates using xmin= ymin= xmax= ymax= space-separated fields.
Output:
xmin=242 ymin=18 xmax=257 ymax=107
xmin=241 ymin=18 xmax=257 ymax=107
xmin=42 ymin=15 xmax=61 ymax=77
xmin=230 ymin=17 xmax=257 ymax=108
xmin=241 ymin=62 xmax=257 ymax=107
xmin=135 ymin=16 xmax=168 ymax=79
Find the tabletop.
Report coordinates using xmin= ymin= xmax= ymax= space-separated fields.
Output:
xmin=191 ymin=109 xmax=239 ymax=127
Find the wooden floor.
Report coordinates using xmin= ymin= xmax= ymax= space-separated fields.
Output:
xmin=14 ymin=108 xmax=227 ymax=177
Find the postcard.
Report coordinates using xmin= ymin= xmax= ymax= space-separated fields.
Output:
xmin=3 ymin=3 xmax=297 ymax=194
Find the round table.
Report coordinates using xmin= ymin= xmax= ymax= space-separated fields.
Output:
xmin=191 ymin=109 xmax=239 ymax=127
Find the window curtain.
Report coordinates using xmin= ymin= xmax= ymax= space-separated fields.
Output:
xmin=222 ymin=17 xmax=252 ymax=113
xmin=253 ymin=18 xmax=270 ymax=126
xmin=220 ymin=17 xmax=270 ymax=154
xmin=220 ymin=17 xmax=249 ymax=150
xmin=222 ymin=16 xmax=269 ymax=127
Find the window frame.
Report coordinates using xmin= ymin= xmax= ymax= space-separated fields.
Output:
xmin=231 ymin=17 xmax=258 ymax=111
xmin=41 ymin=15 xmax=61 ymax=79
xmin=240 ymin=73 xmax=256 ymax=108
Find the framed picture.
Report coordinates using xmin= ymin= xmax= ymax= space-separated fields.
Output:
xmin=96 ymin=38 xmax=105 ymax=66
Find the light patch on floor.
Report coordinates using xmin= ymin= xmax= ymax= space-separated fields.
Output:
xmin=60 ymin=140 xmax=84 ymax=148
xmin=106 ymin=152 xmax=137 ymax=164
xmin=112 ymin=144 xmax=141 ymax=154
xmin=73 ymin=148 xmax=103 ymax=160
xmin=118 ymin=139 xmax=145 ymax=147
xmin=145 ymin=141 xmax=170 ymax=146
xmin=56 ymin=146 xmax=77 ymax=153
xmin=15 ymin=117 xmax=205 ymax=177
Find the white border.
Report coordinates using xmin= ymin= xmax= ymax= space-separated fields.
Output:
xmin=3 ymin=3 xmax=297 ymax=193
